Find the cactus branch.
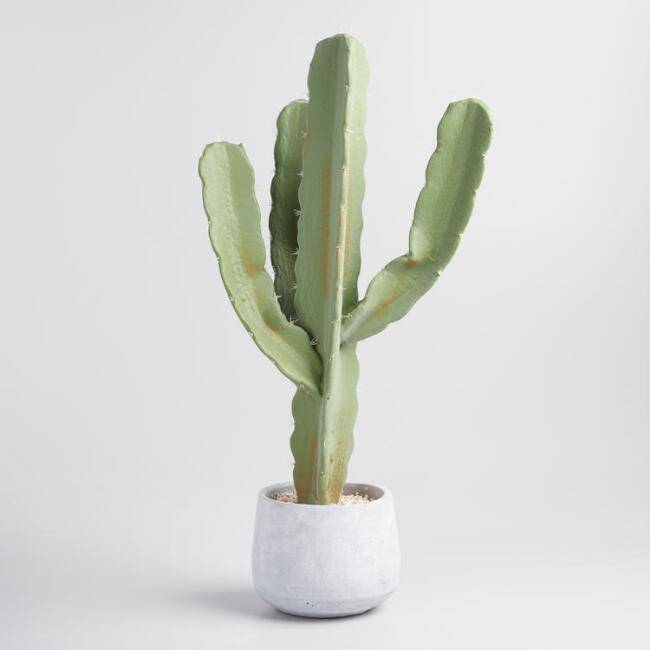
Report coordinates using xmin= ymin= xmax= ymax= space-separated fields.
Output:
xmin=341 ymin=99 xmax=492 ymax=344
xmin=199 ymin=142 xmax=322 ymax=394
xmin=269 ymin=100 xmax=308 ymax=322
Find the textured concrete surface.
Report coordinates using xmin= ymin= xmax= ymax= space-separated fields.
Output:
xmin=252 ymin=483 xmax=400 ymax=617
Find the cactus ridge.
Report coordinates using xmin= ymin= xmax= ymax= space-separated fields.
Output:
xmin=199 ymin=34 xmax=491 ymax=504
xmin=341 ymin=99 xmax=492 ymax=344
xmin=199 ymin=142 xmax=322 ymax=394
xmin=269 ymin=100 xmax=307 ymax=323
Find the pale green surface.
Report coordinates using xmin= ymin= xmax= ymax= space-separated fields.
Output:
xmin=294 ymin=34 xmax=367 ymax=341
xmin=199 ymin=142 xmax=321 ymax=394
xmin=269 ymin=100 xmax=307 ymax=323
xmin=290 ymin=345 xmax=359 ymax=504
xmin=199 ymin=37 xmax=491 ymax=504
xmin=341 ymin=99 xmax=492 ymax=344
xmin=291 ymin=34 xmax=368 ymax=503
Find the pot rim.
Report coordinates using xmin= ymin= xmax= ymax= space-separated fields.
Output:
xmin=258 ymin=481 xmax=390 ymax=508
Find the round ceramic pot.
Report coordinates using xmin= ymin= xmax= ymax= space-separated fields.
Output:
xmin=251 ymin=482 xmax=400 ymax=618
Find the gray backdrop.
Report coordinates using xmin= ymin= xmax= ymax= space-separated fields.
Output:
xmin=1 ymin=1 xmax=648 ymax=648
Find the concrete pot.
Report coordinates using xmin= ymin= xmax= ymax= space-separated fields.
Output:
xmin=251 ymin=482 xmax=400 ymax=618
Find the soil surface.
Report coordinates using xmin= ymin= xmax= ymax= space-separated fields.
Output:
xmin=271 ymin=490 xmax=372 ymax=505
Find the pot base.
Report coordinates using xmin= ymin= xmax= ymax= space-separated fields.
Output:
xmin=259 ymin=590 xmax=393 ymax=618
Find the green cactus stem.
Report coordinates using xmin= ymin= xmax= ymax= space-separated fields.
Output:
xmin=199 ymin=143 xmax=321 ymax=394
xmin=199 ymin=34 xmax=491 ymax=504
xmin=269 ymin=100 xmax=307 ymax=323
xmin=289 ymin=35 xmax=368 ymax=504
xmin=341 ymin=99 xmax=491 ymax=344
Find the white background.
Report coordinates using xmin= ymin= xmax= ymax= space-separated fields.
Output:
xmin=1 ymin=1 xmax=648 ymax=648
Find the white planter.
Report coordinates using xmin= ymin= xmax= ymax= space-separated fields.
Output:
xmin=252 ymin=482 xmax=400 ymax=618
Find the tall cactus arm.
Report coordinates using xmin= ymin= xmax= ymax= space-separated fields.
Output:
xmin=341 ymin=99 xmax=492 ymax=344
xmin=291 ymin=34 xmax=368 ymax=503
xmin=199 ymin=142 xmax=322 ymax=394
xmin=269 ymin=100 xmax=308 ymax=322
xmin=295 ymin=34 xmax=367 ymax=343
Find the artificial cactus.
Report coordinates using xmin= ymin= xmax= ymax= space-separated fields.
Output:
xmin=199 ymin=34 xmax=491 ymax=504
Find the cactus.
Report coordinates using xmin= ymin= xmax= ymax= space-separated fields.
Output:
xmin=199 ymin=34 xmax=491 ymax=504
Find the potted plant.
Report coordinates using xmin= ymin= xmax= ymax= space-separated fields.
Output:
xmin=198 ymin=33 xmax=491 ymax=618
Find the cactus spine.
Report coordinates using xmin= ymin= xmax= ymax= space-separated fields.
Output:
xmin=199 ymin=34 xmax=491 ymax=504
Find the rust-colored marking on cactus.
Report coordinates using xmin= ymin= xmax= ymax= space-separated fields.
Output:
xmin=294 ymin=427 xmax=319 ymax=504
xmin=337 ymin=206 xmax=346 ymax=279
xmin=342 ymin=158 xmax=355 ymax=276
xmin=321 ymin=158 xmax=332 ymax=297
xmin=309 ymin=434 xmax=319 ymax=475
xmin=330 ymin=475 xmax=343 ymax=501
xmin=243 ymin=258 xmax=258 ymax=277
xmin=376 ymin=290 xmax=397 ymax=314
xmin=327 ymin=435 xmax=349 ymax=501
xmin=405 ymin=257 xmax=419 ymax=269
xmin=265 ymin=319 xmax=280 ymax=333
